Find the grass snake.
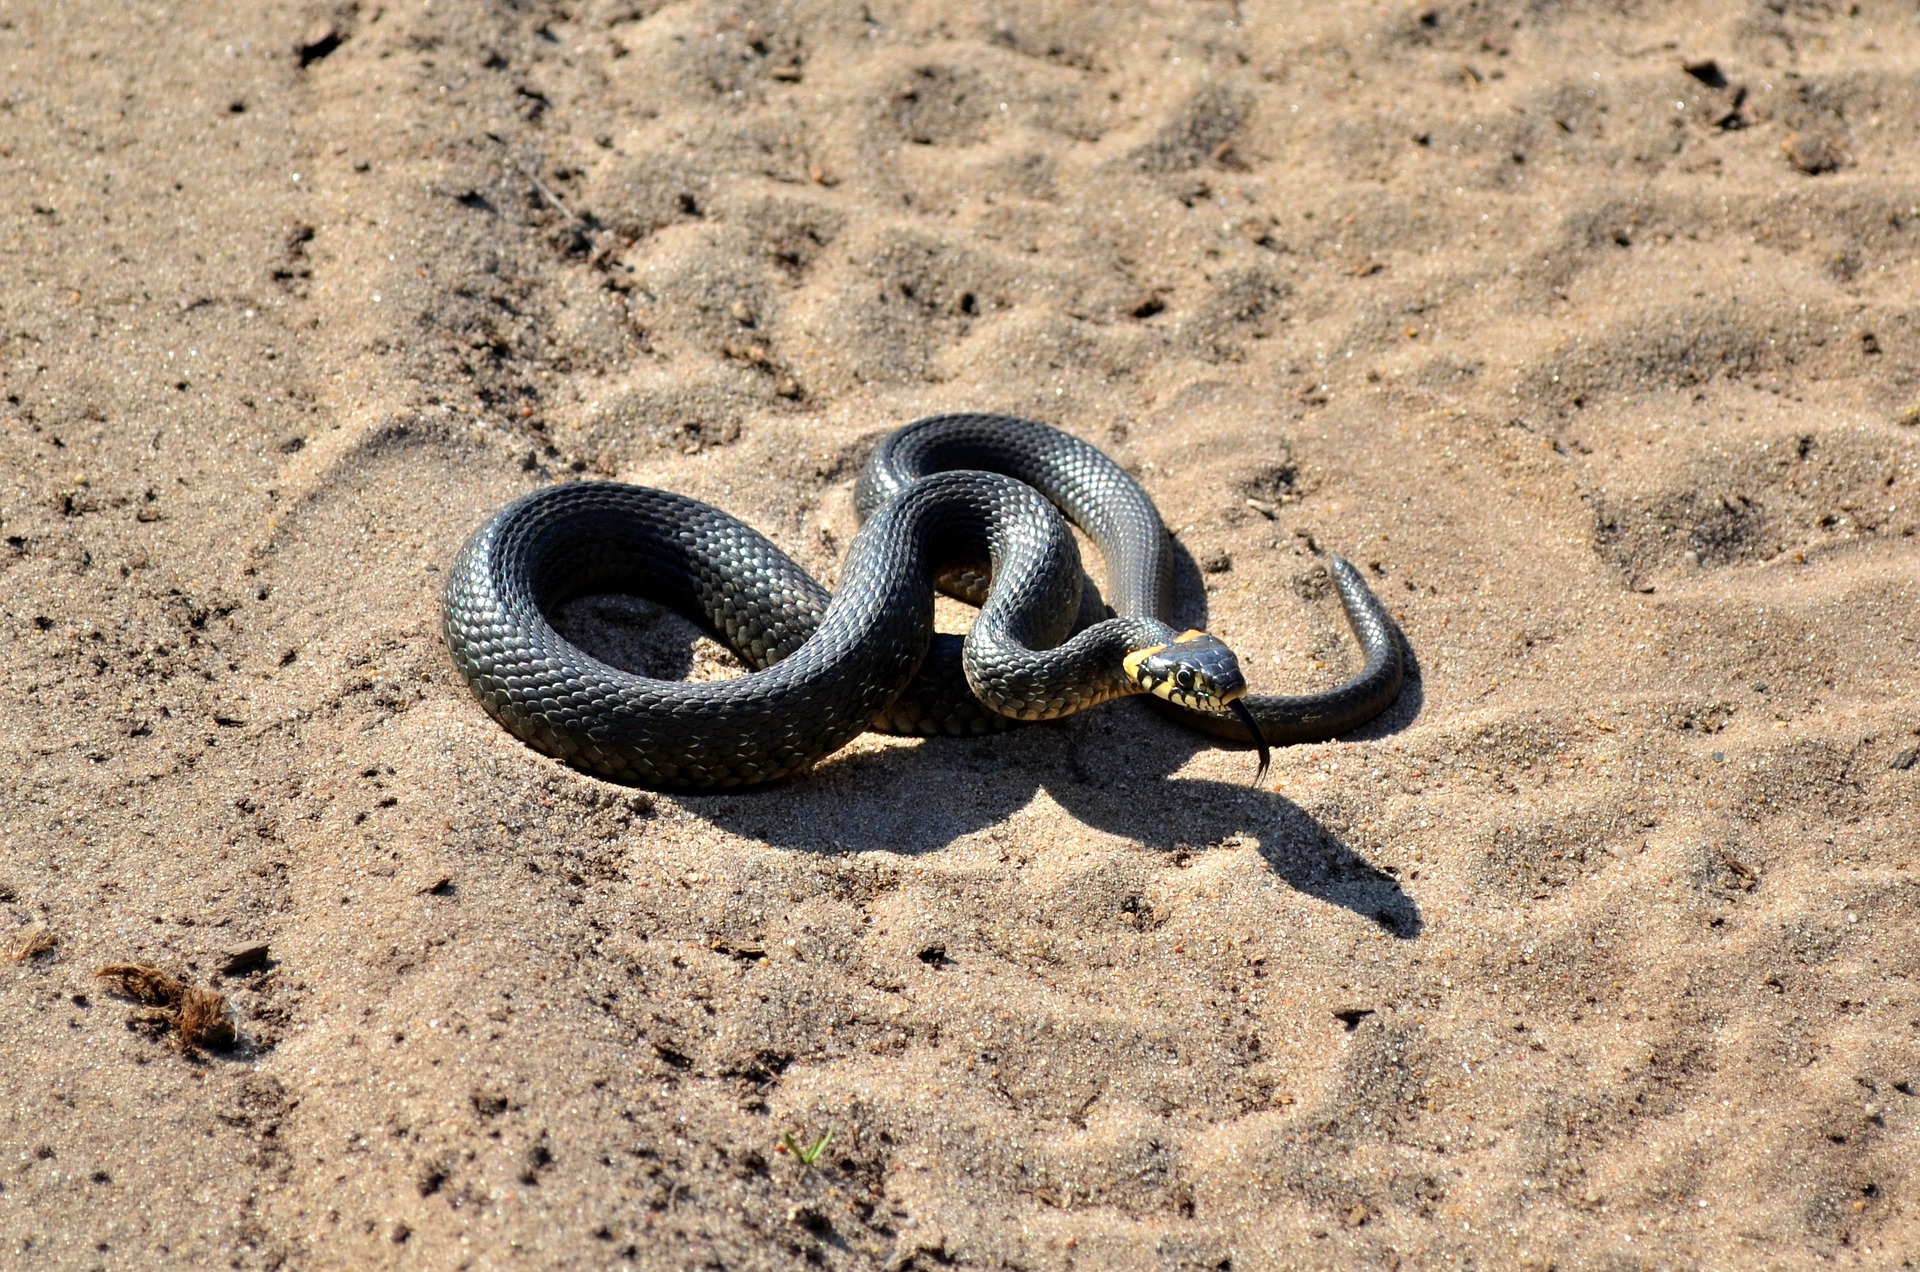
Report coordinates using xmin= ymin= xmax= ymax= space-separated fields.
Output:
xmin=443 ymin=413 xmax=1405 ymax=788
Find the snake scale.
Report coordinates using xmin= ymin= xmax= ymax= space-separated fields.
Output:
xmin=442 ymin=413 xmax=1406 ymax=788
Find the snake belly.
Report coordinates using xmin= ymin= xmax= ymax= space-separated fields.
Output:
xmin=442 ymin=470 xmax=1175 ymax=788
xmin=858 ymin=413 xmax=1407 ymax=746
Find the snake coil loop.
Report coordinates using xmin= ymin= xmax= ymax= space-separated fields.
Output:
xmin=443 ymin=414 xmax=1406 ymax=788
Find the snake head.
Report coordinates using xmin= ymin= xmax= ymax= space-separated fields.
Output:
xmin=1122 ymin=629 xmax=1249 ymax=712
xmin=1123 ymin=629 xmax=1272 ymax=786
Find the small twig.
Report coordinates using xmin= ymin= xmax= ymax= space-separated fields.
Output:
xmin=524 ymin=169 xmax=586 ymax=225
xmin=486 ymin=132 xmax=590 ymax=228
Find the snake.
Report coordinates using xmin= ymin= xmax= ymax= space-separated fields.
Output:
xmin=442 ymin=413 xmax=1405 ymax=789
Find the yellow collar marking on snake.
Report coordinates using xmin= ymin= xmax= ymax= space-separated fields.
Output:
xmin=1124 ymin=631 xmax=1237 ymax=709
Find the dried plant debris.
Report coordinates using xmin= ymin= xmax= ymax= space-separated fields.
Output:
xmin=93 ymin=962 xmax=237 ymax=1052
xmin=4 ymin=924 xmax=58 ymax=962
xmin=94 ymin=962 xmax=177 ymax=1004
xmin=174 ymin=986 xmax=237 ymax=1051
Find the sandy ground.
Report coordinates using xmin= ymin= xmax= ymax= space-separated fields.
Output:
xmin=2 ymin=0 xmax=1918 ymax=1267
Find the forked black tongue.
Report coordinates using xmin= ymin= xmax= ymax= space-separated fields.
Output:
xmin=1228 ymin=698 xmax=1271 ymax=786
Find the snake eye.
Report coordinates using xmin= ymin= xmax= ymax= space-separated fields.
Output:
xmin=1176 ymin=669 xmax=1195 ymax=691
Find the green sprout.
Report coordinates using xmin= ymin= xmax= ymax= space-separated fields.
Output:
xmin=780 ymin=1128 xmax=832 ymax=1168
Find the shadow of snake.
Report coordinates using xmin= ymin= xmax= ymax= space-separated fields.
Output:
xmin=676 ymin=701 xmax=1419 ymax=939
xmin=662 ymin=544 xmax=1424 ymax=938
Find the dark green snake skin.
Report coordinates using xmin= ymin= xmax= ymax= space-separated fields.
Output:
xmin=861 ymin=414 xmax=1405 ymax=746
xmin=443 ymin=415 xmax=1406 ymax=787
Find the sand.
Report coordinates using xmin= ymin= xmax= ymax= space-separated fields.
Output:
xmin=2 ymin=0 xmax=1917 ymax=1266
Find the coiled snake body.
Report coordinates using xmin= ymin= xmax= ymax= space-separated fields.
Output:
xmin=443 ymin=414 xmax=1405 ymax=788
